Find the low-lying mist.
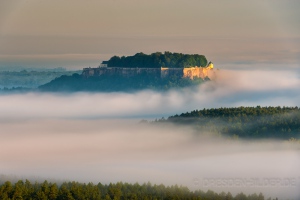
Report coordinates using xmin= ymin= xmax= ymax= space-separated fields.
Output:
xmin=0 ymin=69 xmax=300 ymax=199
xmin=1 ymin=69 xmax=300 ymax=120
xmin=0 ymin=120 xmax=299 ymax=199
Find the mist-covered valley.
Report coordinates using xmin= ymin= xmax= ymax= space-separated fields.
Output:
xmin=1 ymin=0 xmax=300 ymax=198
xmin=1 ymin=68 xmax=300 ymax=119
xmin=1 ymin=68 xmax=300 ymax=199
xmin=1 ymin=119 xmax=299 ymax=199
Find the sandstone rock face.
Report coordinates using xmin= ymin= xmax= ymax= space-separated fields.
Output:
xmin=82 ymin=67 xmax=160 ymax=78
xmin=82 ymin=66 xmax=214 ymax=79
xmin=183 ymin=67 xmax=214 ymax=79
xmin=160 ymin=68 xmax=183 ymax=78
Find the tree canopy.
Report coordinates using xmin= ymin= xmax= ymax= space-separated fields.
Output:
xmin=0 ymin=179 xmax=270 ymax=200
xmin=158 ymin=106 xmax=300 ymax=139
xmin=106 ymin=52 xmax=208 ymax=68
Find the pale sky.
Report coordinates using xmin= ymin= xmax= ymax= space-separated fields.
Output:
xmin=0 ymin=0 xmax=299 ymax=69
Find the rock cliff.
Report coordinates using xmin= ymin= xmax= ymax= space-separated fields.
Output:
xmin=82 ymin=64 xmax=214 ymax=80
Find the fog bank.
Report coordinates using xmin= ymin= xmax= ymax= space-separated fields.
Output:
xmin=0 ymin=120 xmax=299 ymax=199
xmin=1 ymin=69 xmax=300 ymax=120
xmin=1 ymin=69 xmax=300 ymax=199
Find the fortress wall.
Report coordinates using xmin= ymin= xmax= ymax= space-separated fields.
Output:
xmin=82 ymin=67 xmax=214 ymax=79
xmin=183 ymin=67 xmax=213 ymax=79
xmin=160 ymin=68 xmax=184 ymax=78
xmin=167 ymin=68 xmax=184 ymax=77
xmin=82 ymin=68 xmax=95 ymax=77
xmin=83 ymin=67 xmax=161 ymax=78
xmin=160 ymin=68 xmax=169 ymax=78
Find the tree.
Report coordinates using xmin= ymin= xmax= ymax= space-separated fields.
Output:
xmin=49 ymin=183 xmax=59 ymax=200
xmin=106 ymin=52 xmax=207 ymax=68
xmin=0 ymin=181 xmax=13 ymax=199
xmin=58 ymin=185 xmax=75 ymax=200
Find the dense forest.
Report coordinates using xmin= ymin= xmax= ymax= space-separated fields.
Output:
xmin=106 ymin=52 xmax=208 ymax=68
xmin=0 ymin=179 xmax=275 ymax=200
xmin=157 ymin=106 xmax=300 ymax=139
xmin=38 ymin=73 xmax=208 ymax=92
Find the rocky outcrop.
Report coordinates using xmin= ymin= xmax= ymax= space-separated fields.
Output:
xmin=82 ymin=67 xmax=161 ymax=78
xmin=183 ymin=67 xmax=214 ymax=79
xmin=82 ymin=66 xmax=214 ymax=80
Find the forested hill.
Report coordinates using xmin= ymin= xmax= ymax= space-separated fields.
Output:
xmin=39 ymin=73 xmax=207 ymax=92
xmin=106 ymin=52 xmax=208 ymax=68
xmin=160 ymin=106 xmax=300 ymax=139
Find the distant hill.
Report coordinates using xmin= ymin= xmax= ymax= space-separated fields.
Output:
xmin=157 ymin=106 xmax=300 ymax=139
xmin=0 ymin=70 xmax=82 ymax=89
xmin=39 ymin=52 xmax=212 ymax=92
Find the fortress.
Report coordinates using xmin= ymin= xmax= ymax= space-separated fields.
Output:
xmin=82 ymin=62 xmax=214 ymax=79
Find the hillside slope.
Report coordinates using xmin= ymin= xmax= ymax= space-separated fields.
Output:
xmin=158 ymin=106 xmax=300 ymax=139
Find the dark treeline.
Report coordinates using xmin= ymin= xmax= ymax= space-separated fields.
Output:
xmin=160 ymin=106 xmax=300 ymax=139
xmin=0 ymin=179 xmax=275 ymax=200
xmin=39 ymin=73 xmax=207 ymax=92
xmin=107 ymin=52 xmax=208 ymax=68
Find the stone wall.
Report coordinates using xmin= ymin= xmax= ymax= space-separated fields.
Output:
xmin=183 ymin=67 xmax=213 ymax=79
xmin=161 ymin=68 xmax=183 ymax=78
xmin=82 ymin=67 xmax=160 ymax=78
xmin=82 ymin=67 xmax=214 ymax=79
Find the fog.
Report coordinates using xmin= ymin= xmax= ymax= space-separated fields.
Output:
xmin=1 ymin=69 xmax=300 ymax=120
xmin=1 ymin=120 xmax=299 ymax=199
xmin=1 ymin=69 xmax=300 ymax=199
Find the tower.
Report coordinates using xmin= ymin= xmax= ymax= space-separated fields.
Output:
xmin=207 ymin=61 xmax=214 ymax=69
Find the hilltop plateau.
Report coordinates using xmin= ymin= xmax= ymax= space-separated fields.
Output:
xmin=39 ymin=52 xmax=214 ymax=92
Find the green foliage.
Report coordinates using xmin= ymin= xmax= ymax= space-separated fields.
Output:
xmin=161 ymin=106 xmax=300 ymax=139
xmin=107 ymin=51 xmax=208 ymax=68
xmin=38 ymin=73 xmax=207 ymax=92
xmin=0 ymin=179 xmax=271 ymax=200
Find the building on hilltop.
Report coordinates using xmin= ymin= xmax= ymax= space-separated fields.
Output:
xmin=82 ymin=61 xmax=214 ymax=79
xmin=99 ymin=61 xmax=108 ymax=68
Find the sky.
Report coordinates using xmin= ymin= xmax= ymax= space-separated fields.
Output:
xmin=0 ymin=0 xmax=299 ymax=69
